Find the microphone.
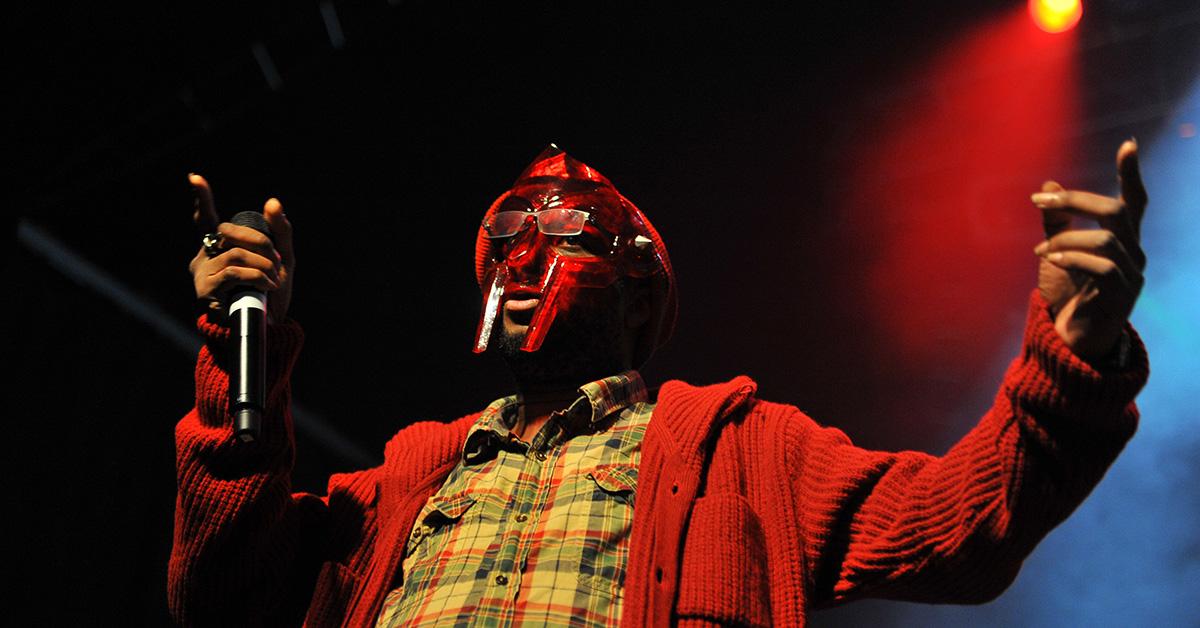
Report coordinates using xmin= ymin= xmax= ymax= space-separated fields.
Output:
xmin=228 ymin=210 xmax=273 ymax=443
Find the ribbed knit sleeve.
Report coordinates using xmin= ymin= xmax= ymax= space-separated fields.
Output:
xmin=794 ymin=290 xmax=1148 ymax=607
xmin=168 ymin=314 xmax=382 ymax=627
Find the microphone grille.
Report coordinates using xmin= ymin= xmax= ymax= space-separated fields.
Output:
xmin=230 ymin=210 xmax=274 ymax=242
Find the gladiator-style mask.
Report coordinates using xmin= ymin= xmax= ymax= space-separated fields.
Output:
xmin=473 ymin=145 xmax=676 ymax=364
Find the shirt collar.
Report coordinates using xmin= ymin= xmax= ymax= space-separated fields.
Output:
xmin=462 ymin=370 xmax=648 ymax=463
xmin=572 ymin=370 xmax=648 ymax=426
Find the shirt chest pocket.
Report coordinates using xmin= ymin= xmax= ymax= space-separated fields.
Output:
xmin=404 ymin=490 xmax=504 ymax=565
xmin=393 ymin=491 xmax=492 ymax=621
xmin=566 ymin=463 xmax=638 ymax=600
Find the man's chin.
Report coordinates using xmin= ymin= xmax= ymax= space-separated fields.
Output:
xmin=493 ymin=324 xmax=530 ymax=359
xmin=488 ymin=293 xmax=628 ymax=390
xmin=497 ymin=318 xmax=531 ymax=354
xmin=501 ymin=318 xmax=529 ymax=340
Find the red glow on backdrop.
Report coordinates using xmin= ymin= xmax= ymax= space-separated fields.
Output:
xmin=834 ymin=8 xmax=1079 ymax=376
xmin=1030 ymin=0 xmax=1083 ymax=33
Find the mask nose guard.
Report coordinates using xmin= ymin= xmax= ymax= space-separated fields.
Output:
xmin=518 ymin=254 xmax=567 ymax=352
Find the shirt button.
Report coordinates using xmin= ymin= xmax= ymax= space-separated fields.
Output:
xmin=495 ymin=574 xmax=509 ymax=585
xmin=535 ymin=451 xmax=547 ymax=461
xmin=515 ymin=514 xmax=528 ymax=523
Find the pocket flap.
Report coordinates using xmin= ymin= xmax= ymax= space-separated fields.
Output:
xmin=587 ymin=464 xmax=638 ymax=495
xmin=426 ymin=492 xmax=477 ymax=523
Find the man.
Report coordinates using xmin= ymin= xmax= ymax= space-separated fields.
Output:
xmin=170 ymin=142 xmax=1149 ymax=626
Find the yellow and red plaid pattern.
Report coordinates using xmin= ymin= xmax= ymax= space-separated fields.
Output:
xmin=376 ymin=371 xmax=651 ymax=627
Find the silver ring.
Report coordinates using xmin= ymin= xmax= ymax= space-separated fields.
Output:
xmin=202 ymin=232 xmax=224 ymax=258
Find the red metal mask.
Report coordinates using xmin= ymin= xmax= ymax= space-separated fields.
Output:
xmin=473 ymin=145 xmax=675 ymax=357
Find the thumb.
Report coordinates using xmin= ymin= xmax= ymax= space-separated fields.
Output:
xmin=264 ymin=198 xmax=294 ymax=267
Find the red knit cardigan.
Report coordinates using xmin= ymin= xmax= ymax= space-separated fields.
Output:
xmin=169 ymin=292 xmax=1147 ymax=627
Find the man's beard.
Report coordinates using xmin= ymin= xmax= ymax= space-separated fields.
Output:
xmin=492 ymin=288 xmax=628 ymax=392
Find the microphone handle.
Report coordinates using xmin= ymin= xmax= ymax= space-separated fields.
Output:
xmin=231 ymin=288 xmax=266 ymax=443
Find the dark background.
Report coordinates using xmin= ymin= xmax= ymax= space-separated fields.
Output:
xmin=10 ymin=1 xmax=1198 ymax=625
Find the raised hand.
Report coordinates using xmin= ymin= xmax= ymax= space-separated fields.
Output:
xmin=1032 ymin=140 xmax=1146 ymax=361
xmin=187 ymin=174 xmax=296 ymax=323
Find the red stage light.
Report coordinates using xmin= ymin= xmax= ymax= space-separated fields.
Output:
xmin=832 ymin=7 xmax=1080 ymax=378
xmin=1030 ymin=0 xmax=1082 ymax=33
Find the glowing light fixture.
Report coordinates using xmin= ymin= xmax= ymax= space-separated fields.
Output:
xmin=1030 ymin=0 xmax=1083 ymax=33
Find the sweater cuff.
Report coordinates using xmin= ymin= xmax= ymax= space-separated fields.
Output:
xmin=194 ymin=312 xmax=306 ymax=434
xmin=1009 ymin=290 xmax=1148 ymax=429
xmin=196 ymin=311 xmax=305 ymax=352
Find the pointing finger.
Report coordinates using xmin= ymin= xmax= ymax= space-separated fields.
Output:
xmin=189 ymin=173 xmax=220 ymax=233
xmin=1117 ymin=138 xmax=1147 ymax=230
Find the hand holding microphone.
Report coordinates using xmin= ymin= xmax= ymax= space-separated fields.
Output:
xmin=187 ymin=174 xmax=296 ymax=442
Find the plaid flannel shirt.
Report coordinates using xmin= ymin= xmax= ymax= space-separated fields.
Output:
xmin=376 ymin=371 xmax=652 ymax=627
